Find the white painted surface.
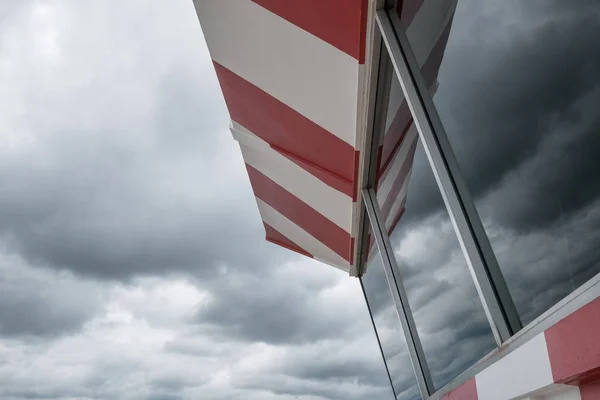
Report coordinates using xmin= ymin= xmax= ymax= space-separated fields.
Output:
xmin=240 ymin=143 xmax=353 ymax=233
xmin=194 ymin=0 xmax=359 ymax=146
xmin=476 ymin=333 xmax=554 ymax=400
xmin=377 ymin=126 xmax=418 ymax=205
xmin=229 ymin=121 xmax=271 ymax=152
xmin=256 ymin=199 xmax=349 ymax=271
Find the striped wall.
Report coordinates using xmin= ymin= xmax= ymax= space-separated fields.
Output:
xmin=439 ymin=297 xmax=600 ymax=400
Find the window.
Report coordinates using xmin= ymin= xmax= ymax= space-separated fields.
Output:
xmin=361 ymin=239 xmax=420 ymax=399
xmin=364 ymin=43 xmax=495 ymax=391
xmin=413 ymin=0 xmax=600 ymax=324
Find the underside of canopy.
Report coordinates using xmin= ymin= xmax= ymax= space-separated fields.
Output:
xmin=194 ymin=0 xmax=456 ymax=274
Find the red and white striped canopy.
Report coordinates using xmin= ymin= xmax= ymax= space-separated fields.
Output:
xmin=194 ymin=0 xmax=456 ymax=273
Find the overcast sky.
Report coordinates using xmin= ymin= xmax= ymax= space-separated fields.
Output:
xmin=1 ymin=1 xmax=599 ymax=400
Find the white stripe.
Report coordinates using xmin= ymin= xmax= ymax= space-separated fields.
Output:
xmin=476 ymin=333 xmax=554 ymax=400
xmin=195 ymin=0 xmax=359 ymax=146
xmin=406 ymin=0 xmax=457 ymax=66
xmin=239 ymin=143 xmax=353 ymax=233
xmin=229 ymin=120 xmax=270 ymax=152
xmin=256 ymin=199 xmax=349 ymax=272
xmin=377 ymin=125 xmax=418 ymax=205
xmin=385 ymin=167 xmax=412 ymax=230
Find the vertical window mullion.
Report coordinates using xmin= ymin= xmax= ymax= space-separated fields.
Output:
xmin=375 ymin=8 xmax=522 ymax=345
xmin=363 ymin=188 xmax=435 ymax=398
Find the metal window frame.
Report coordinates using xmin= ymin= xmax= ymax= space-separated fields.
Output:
xmin=361 ymin=5 xmax=600 ymax=400
xmin=360 ymin=278 xmax=399 ymax=399
xmin=363 ymin=188 xmax=435 ymax=398
xmin=374 ymin=7 xmax=522 ymax=346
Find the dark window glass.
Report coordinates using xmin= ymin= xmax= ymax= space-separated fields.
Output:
xmin=361 ymin=242 xmax=420 ymax=400
xmin=369 ymin=45 xmax=495 ymax=389
xmin=399 ymin=0 xmax=600 ymax=325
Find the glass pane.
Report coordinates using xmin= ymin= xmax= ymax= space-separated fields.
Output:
xmin=371 ymin=47 xmax=495 ymax=389
xmin=400 ymin=0 xmax=600 ymax=325
xmin=361 ymin=240 xmax=420 ymax=400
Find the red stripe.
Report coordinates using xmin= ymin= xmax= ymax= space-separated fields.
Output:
xmin=380 ymin=136 xmax=418 ymax=222
xmin=264 ymin=223 xmax=313 ymax=258
xmin=441 ymin=377 xmax=478 ymax=400
xmin=387 ymin=199 xmax=407 ymax=236
xmin=252 ymin=0 xmax=369 ymax=63
xmin=545 ymin=297 xmax=600 ymax=385
xmin=580 ymin=380 xmax=600 ymax=400
xmin=246 ymin=165 xmax=353 ymax=262
xmin=276 ymin=146 xmax=354 ymax=198
xmin=396 ymin=0 xmax=425 ymax=28
xmin=214 ymin=62 xmax=357 ymax=195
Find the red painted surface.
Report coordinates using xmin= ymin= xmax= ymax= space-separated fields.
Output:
xmin=545 ymin=297 xmax=600 ymax=385
xmin=580 ymin=379 xmax=600 ymax=400
xmin=379 ymin=136 xmax=418 ymax=221
xmin=214 ymin=62 xmax=357 ymax=194
xmin=252 ymin=0 xmax=369 ymax=63
xmin=378 ymin=102 xmax=412 ymax=187
xmin=397 ymin=0 xmax=425 ymax=28
xmin=441 ymin=377 xmax=478 ymax=400
xmin=276 ymin=146 xmax=355 ymax=199
xmin=264 ymin=223 xmax=313 ymax=258
xmin=246 ymin=165 xmax=353 ymax=262
xmin=387 ymin=201 xmax=406 ymax=236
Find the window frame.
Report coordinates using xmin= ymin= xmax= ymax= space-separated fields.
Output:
xmin=358 ymin=4 xmax=600 ymax=400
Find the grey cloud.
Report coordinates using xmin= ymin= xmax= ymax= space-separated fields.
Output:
xmin=237 ymin=373 xmax=391 ymax=400
xmin=2 ymin=0 xmax=599 ymax=399
xmin=0 ymin=12 xmax=294 ymax=282
xmin=289 ymin=361 xmax=387 ymax=387
xmin=0 ymin=73 xmax=278 ymax=282
xmin=404 ymin=0 xmax=600 ymax=232
xmin=1 ymin=1 xmax=393 ymax=399
xmin=0 ymin=254 xmax=105 ymax=338
xmin=195 ymin=271 xmax=355 ymax=345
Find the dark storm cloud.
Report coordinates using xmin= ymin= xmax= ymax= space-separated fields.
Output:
xmin=0 ymin=68 xmax=288 ymax=282
xmin=1 ymin=0 xmax=599 ymax=399
xmin=288 ymin=360 xmax=388 ymax=387
xmin=145 ymin=395 xmax=182 ymax=400
xmin=404 ymin=0 xmax=600 ymax=233
xmin=0 ymin=259 xmax=104 ymax=338
xmin=238 ymin=373 xmax=391 ymax=400
xmin=370 ymin=1 xmax=600 ymax=394
xmin=195 ymin=270 xmax=355 ymax=345
xmin=0 ymin=0 xmax=393 ymax=398
xmin=0 ymin=293 xmax=89 ymax=338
